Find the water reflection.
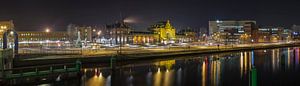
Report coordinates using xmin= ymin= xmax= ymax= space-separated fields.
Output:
xmin=154 ymin=68 xmax=162 ymax=86
xmin=71 ymin=47 xmax=300 ymax=86
xmin=272 ymin=49 xmax=280 ymax=72
xmin=202 ymin=62 xmax=206 ymax=86
xmin=210 ymin=58 xmax=221 ymax=86
xmin=296 ymin=48 xmax=299 ymax=70
xmin=84 ymin=68 xmax=110 ymax=86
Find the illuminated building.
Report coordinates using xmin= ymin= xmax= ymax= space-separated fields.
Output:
xmin=291 ymin=25 xmax=300 ymax=40
xmin=243 ymin=22 xmax=259 ymax=43
xmin=106 ymin=21 xmax=131 ymax=45
xmin=257 ymin=27 xmax=284 ymax=42
xmin=148 ymin=20 xmax=176 ymax=44
xmin=0 ymin=20 xmax=15 ymax=48
xmin=0 ymin=20 xmax=14 ymax=33
xmin=208 ymin=20 xmax=257 ymax=44
xmin=130 ymin=31 xmax=155 ymax=44
xmin=67 ymin=24 xmax=95 ymax=42
xmin=104 ymin=20 xmax=193 ymax=45
xmin=177 ymin=28 xmax=197 ymax=43
xmin=17 ymin=31 xmax=70 ymax=48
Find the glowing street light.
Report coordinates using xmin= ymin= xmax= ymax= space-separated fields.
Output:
xmin=1 ymin=26 xmax=7 ymax=29
xmin=97 ymin=31 xmax=102 ymax=36
xmin=45 ymin=28 xmax=50 ymax=33
xmin=10 ymin=31 xmax=14 ymax=35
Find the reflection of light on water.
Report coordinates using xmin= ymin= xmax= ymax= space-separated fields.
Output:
xmin=177 ymin=68 xmax=182 ymax=86
xmin=217 ymin=61 xmax=221 ymax=86
xmin=127 ymin=75 xmax=134 ymax=86
xmin=147 ymin=72 xmax=153 ymax=86
xmin=99 ymin=72 xmax=103 ymax=77
xmin=244 ymin=52 xmax=248 ymax=75
xmin=85 ymin=72 xmax=106 ymax=86
xmin=158 ymin=68 xmax=161 ymax=73
xmin=154 ymin=68 xmax=162 ymax=86
xmin=296 ymin=48 xmax=299 ymax=69
xmin=202 ymin=62 xmax=206 ymax=86
xmin=95 ymin=68 xmax=98 ymax=73
xmin=272 ymin=49 xmax=280 ymax=72
xmin=210 ymin=60 xmax=221 ymax=86
xmin=156 ymin=60 xmax=175 ymax=70
xmin=38 ymin=84 xmax=51 ymax=86
xmin=250 ymin=51 xmax=253 ymax=69
xmin=272 ymin=49 xmax=276 ymax=71
xmin=163 ymin=69 xmax=173 ymax=86
xmin=277 ymin=49 xmax=280 ymax=70
xmin=240 ymin=52 xmax=243 ymax=78
xmin=106 ymin=75 xmax=111 ymax=86
xmin=288 ymin=48 xmax=290 ymax=69
xmin=84 ymin=69 xmax=87 ymax=73
xmin=154 ymin=67 xmax=174 ymax=86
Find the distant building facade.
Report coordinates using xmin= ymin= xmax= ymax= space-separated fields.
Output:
xmin=0 ymin=20 xmax=14 ymax=33
xmin=102 ymin=20 xmax=194 ymax=45
xmin=17 ymin=31 xmax=69 ymax=48
xmin=0 ymin=20 xmax=15 ymax=48
xmin=178 ymin=28 xmax=197 ymax=43
xmin=105 ymin=21 xmax=131 ymax=45
xmin=67 ymin=24 xmax=96 ymax=43
xmin=208 ymin=20 xmax=257 ymax=44
xmin=291 ymin=25 xmax=300 ymax=40
xmin=257 ymin=27 xmax=284 ymax=42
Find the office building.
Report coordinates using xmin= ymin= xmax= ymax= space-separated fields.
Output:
xmin=208 ymin=20 xmax=257 ymax=44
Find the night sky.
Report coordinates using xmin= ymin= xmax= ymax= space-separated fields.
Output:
xmin=1 ymin=0 xmax=300 ymax=31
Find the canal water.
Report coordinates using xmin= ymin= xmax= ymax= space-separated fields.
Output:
xmin=37 ymin=47 xmax=300 ymax=86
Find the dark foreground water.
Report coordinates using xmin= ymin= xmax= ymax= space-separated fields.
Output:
xmin=13 ymin=47 xmax=300 ymax=86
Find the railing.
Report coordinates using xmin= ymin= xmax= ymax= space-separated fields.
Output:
xmin=0 ymin=61 xmax=81 ymax=79
xmin=18 ymin=49 xmax=82 ymax=55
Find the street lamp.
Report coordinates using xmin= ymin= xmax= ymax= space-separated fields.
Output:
xmin=97 ymin=31 xmax=101 ymax=36
xmin=45 ymin=28 xmax=50 ymax=33
xmin=45 ymin=28 xmax=50 ymax=48
xmin=10 ymin=31 xmax=14 ymax=35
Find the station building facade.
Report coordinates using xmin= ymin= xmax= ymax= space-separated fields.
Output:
xmin=105 ymin=20 xmax=196 ymax=45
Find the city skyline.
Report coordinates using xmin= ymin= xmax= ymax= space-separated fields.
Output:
xmin=1 ymin=0 xmax=300 ymax=31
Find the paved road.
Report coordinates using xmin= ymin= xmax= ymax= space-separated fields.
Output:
xmin=18 ymin=42 xmax=299 ymax=61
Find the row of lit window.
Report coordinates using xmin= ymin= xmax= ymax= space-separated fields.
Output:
xmin=19 ymin=38 xmax=67 ymax=41
xmin=19 ymin=33 xmax=65 ymax=36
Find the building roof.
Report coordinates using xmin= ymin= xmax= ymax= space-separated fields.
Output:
xmin=130 ymin=31 xmax=153 ymax=34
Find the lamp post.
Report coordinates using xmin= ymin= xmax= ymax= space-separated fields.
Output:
xmin=93 ymin=29 xmax=96 ymax=43
xmin=97 ymin=31 xmax=101 ymax=49
xmin=45 ymin=28 xmax=50 ymax=48
xmin=97 ymin=31 xmax=101 ymax=37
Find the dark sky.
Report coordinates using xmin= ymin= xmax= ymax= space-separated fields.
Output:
xmin=1 ymin=0 xmax=300 ymax=31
